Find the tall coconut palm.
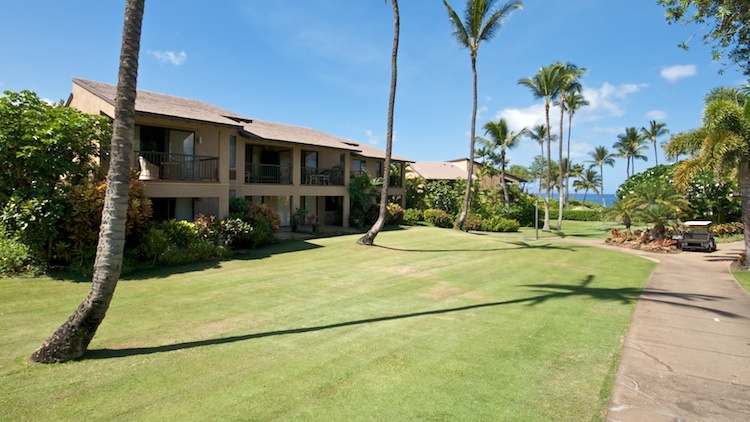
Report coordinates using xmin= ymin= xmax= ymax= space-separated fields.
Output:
xmin=641 ymin=120 xmax=669 ymax=166
xmin=30 ymin=0 xmax=145 ymax=363
xmin=444 ymin=0 xmax=523 ymax=230
xmin=518 ymin=63 xmax=563 ymax=231
xmin=554 ymin=62 xmax=585 ymax=229
xmin=358 ymin=0 xmax=399 ymax=246
xmin=586 ymin=146 xmax=616 ymax=207
xmin=480 ymin=118 xmax=528 ymax=217
xmin=573 ymin=168 xmax=601 ymax=204
xmin=561 ymin=90 xmax=588 ymax=204
xmin=672 ymin=86 xmax=750 ymax=267
xmin=614 ymin=127 xmax=648 ymax=178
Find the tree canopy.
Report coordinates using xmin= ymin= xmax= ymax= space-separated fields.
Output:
xmin=658 ymin=0 xmax=750 ymax=76
xmin=0 ymin=90 xmax=111 ymax=202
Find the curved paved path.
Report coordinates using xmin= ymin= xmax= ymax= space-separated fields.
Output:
xmin=577 ymin=240 xmax=750 ymax=421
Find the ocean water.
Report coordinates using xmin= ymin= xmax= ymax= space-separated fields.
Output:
xmin=543 ymin=192 xmax=618 ymax=207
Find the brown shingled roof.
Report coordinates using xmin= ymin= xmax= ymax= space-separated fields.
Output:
xmin=72 ymin=78 xmax=411 ymax=161
xmin=73 ymin=78 xmax=247 ymax=127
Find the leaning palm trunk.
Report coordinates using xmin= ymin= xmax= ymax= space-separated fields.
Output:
xmin=358 ymin=0 xmax=399 ymax=245
xmin=454 ymin=54 xmax=478 ymax=230
xmin=30 ymin=0 xmax=144 ymax=363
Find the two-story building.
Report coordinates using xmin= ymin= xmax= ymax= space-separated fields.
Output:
xmin=67 ymin=78 xmax=410 ymax=227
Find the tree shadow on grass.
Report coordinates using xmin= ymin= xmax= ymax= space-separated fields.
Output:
xmin=374 ymin=240 xmax=578 ymax=253
xmin=84 ymin=274 xmax=743 ymax=361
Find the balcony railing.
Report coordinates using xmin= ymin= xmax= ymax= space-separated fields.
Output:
xmin=137 ymin=151 xmax=219 ymax=182
xmin=245 ymin=163 xmax=292 ymax=184
xmin=302 ymin=166 xmax=344 ymax=185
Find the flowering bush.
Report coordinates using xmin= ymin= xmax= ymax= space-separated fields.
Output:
xmin=424 ymin=209 xmax=454 ymax=228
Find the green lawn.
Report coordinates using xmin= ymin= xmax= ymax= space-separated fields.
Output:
xmin=1 ymin=226 xmax=654 ymax=421
xmin=732 ymin=268 xmax=750 ymax=293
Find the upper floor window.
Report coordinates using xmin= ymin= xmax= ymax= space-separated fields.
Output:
xmin=352 ymin=159 xmax=366 ymax=175
xmin=229 ymin=135 xmax=237 ymax=169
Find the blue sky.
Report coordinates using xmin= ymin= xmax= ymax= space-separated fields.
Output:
xmin=2 ymin=0 xmax=747 ymax=193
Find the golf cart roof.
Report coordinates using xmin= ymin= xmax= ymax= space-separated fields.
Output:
xmin=683 ymin=220 xmax=712 ymax=226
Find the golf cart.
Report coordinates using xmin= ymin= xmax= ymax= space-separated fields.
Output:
xmin=677 ymin=221 xmax=716 ymax=252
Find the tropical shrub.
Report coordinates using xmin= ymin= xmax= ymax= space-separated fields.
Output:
xmin=218 ymin=218 xmax=255 ymax=248
xmin=402 ymin=208 xmax=423 ymax=225
xmin=712 ymin=222 xmax=743 ymax=237
xmin=425 ymin=179 xmax=466 ymax=216
xmin=549 ymin=209 xmax=601 ymax=221
xmin=464 ymin=214 xmax=484 ymax=231
xmin=482 ymin=217 xmax=520 ymax=232
xmin=424 ymin=209 xmax=454 ymax=228
xmin=0 ymin=237 xmax=35 ymax=276
xmin=243 ymin=204 xmax=281 ymax=247
xmin=386 ymin=203 xmax=404 ymax=225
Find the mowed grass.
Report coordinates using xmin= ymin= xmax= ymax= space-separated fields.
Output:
xmin=0 ymin=226 xmax=655 ymax=421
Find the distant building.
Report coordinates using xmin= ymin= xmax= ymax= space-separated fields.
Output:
xmin=406 ymin=158 xmax=526 ymax=190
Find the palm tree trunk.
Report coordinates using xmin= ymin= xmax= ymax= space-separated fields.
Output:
xmin=740 ymin=161 xmax=750 ymax=269
xmin=358 ymin=0 xmax=399 ymax=245
xmin=557 ymin=98 xmax=565 ymax=230
xmin=30 ymin=0 xmax=144 ymax=363
xmin=565 ymin=113 xmax=572 ymax=207
xmin=455 ymin=53 xmax=478 ymax=230
xmin=543 ymin=100 xmax=551 ymax=232
xmin=599 ymin=163 xmax=607 ymax=208
xmin=653 ymin=140 xmax=659 ymax=166
xmin=501 ymin=156 xmax=510 ymax=218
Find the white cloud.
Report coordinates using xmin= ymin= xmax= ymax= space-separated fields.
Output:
xmin=495 ymin=104 xmax=546 ymax=132
xmin=364 ymin=129 xmax=380 ymax=146
xmin=150 ymin=50 xmax=187 ymax=66
xmin=645 ymin=110 xmax=667 ymax=120
xmin=581 ymin=82 xmax=647 ymax=119
xmin=660 ymin=64 xmax=697 ymax=82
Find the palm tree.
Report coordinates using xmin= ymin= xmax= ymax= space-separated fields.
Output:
xmin=614 ymin=127 xmax=648 ymax=178
xmin=641 ymin=120 xmax=669 ymax=166
xmin=443 ymin=0 xmax=522 ymax=230
xmin=573 ymin=168 xmax=601 ymax=204
xmin=587 ymin=146 xmax=616 ymax=207
xmin=480 ymin=118 xmax=528 ymax=217
xmin=30 ymin=0 xmax=145 ymax=363
xmin=567 ymin=162 xmax=584 ymax=200
xmin=527 ymin=124 xmax=553 ymax=193
xmin=518 ymin=63 xmax=563 ymax=231
xmin=554 ymin=62 xmax=585 ymax=229
xmin=358 ymin=0 xmax=399 ymax=246
xmin=671 ymin=86 xmax=750 ymax=266
xmin=561 ymin=90 xmax=588 ymax=204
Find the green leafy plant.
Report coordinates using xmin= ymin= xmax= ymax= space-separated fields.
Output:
xmin=402 ymin=208 xmax=423 ymax=225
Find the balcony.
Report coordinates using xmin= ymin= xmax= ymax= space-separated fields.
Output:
xmin=137 ymin=151 xmax=219 ymax=182
xmin=302 ymin=166 xmax=344 ymax=186
xmin=245 ymin=163 xmax=292 ymax=184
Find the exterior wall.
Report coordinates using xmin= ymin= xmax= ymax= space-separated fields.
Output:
xmin=68 ymin=84 xmax=115 ymax=117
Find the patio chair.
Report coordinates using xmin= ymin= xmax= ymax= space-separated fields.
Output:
xmin=138 ymin=155 xmax=160 ymax=180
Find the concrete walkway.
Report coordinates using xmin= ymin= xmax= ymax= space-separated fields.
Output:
xmin=588 ymin=240 xmax=750 ymax=421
